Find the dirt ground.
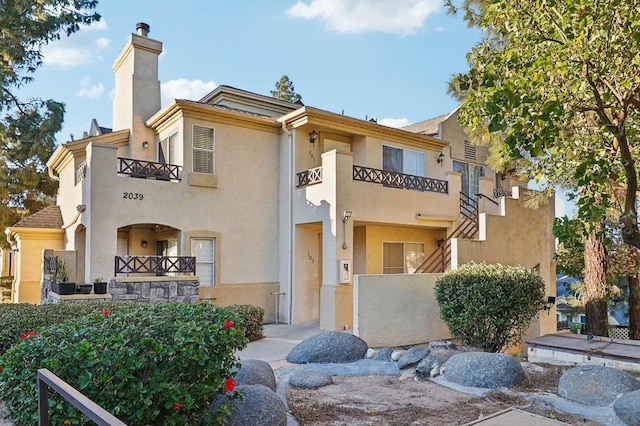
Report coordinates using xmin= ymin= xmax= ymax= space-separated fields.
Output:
xmin=287 ymin=363 xmax=603 ymax=425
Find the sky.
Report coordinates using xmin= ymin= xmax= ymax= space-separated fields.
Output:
xmin=17 ymin=0 xmax=572 ymax=216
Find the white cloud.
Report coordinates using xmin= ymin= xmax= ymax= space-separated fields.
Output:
xmin=76 ymin=76 xmax=104 ymax=99
xmin=379 ymin=117 xmax=410 ymax=128
xmin=43 ymin=20 xmax=110 ymax=67
xmin=435 ymin=25 xmax=445 ymax=33
xmin=161 ymin=79 xmax=218 ymax=106
xmin=286 ymin=0 xmax=441 ymax=35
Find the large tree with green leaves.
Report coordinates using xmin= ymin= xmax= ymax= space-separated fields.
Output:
xmin=0 ymin=0 xmax=100 ymax=244
xmin=270 ymin=75 xmax=302 ymax=104
xmin=448 ymin=0 xmax=640 ymax=336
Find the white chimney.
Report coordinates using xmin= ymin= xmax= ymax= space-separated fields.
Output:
xmin=112 ymin=23 xmax=162 ymax=158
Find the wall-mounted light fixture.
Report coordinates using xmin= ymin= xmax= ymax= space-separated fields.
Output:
xmin=142 ymin=141 xmax=149 ymax=149
xmin=309 ymin=130 xmax=319 ymax=145
xmin=544 ymin=296 xmax=556 ymax=313
xmin=436 ymin=237 xmax=445 ymax=248
xmin=141 ymin=240 xmax=148 ymax=248
xmin=437 ymin=152 xmax=445 ymax=164
xmin=341 ymin=210 xmax=352 ymax=249
xmin=501 ymin=173 xmax=507 ymax=181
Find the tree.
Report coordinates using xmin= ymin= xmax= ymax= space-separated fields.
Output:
xmin=0 ymin=0 xmax=100 ymax=245
xmin=448 ymin=0 xmax=640 ymax=337
xmin=270 ymin=75 xmax=302 ymax=103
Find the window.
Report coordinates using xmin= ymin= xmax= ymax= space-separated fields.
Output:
xmin=383 ymin=146 xmax=425 ymax=177
xmin=453 ymin=160 xmax=485 ymax=198
xmin=158 ymin=132 xmax=180 ymax=165
xmin=383 ymin=242 xmax=425 ymax=274
xmin=193 ymin=125 xmax=215 ymax=174
xmin=191 ymin=238 xmax=215 ymax=286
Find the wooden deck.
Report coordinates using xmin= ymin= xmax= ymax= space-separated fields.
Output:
xmin=527 ymin=332 xmax=640 ymax=371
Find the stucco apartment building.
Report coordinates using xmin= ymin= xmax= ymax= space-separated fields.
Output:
xmin=3 ymin=24 xmax=556 ymax=336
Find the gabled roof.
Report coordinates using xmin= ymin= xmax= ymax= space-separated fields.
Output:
xmin=198 ymin=85 xmax=301 ymax=117
xmin=12 ymin=205 xmax=63 ymax=229
xmin=402 ymin=113 xmax=448 ymax=136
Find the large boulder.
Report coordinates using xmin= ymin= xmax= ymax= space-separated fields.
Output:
xmin=558 ymin=365 xmax=640 ymax=406
xmin=443 ymin=352 xmax=527 ymax=388
xmin=397 ymin=346 xmax=430 ymax=369
xmin=209 ymin=384 xmax=286 ymax=426
xmin=286 ymin=331 xmax=368 ymax=364
xmin=234 ymin=359 xmax=276 ymax=392
xmin=614 ymin=389 xmax=640 ymax=425
xmin=290 ymin=370 xmax=333 ymax=389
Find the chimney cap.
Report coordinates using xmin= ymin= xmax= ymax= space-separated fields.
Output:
xmin=136 ymin=22 xmax=150 ymax=37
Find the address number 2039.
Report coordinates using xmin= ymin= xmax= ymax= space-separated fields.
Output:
xmin=123 ymin=192 xmax=144 ymax=200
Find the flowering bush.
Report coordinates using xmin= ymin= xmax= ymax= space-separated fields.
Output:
xmin=0 ymin=303 xmax=246 ymax=424
xmin=435 ymin=262 xmax=547 ymax=352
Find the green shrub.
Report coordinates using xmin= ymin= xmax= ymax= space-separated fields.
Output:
xmin=434 ymin=262 xmax=547 ymax=352
xmin=0 ymin=303 xmax=246 ymax=424
xmin=227 ymin=304 xmax=264 ymax=342
xmin=0 ymin=302 xmax=129 ymax=356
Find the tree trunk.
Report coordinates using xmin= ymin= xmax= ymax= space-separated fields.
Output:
xmin=628 ymin=248 xmax=640 ymax=340
xmin=583 ymin=224 xmax=609 ymax=336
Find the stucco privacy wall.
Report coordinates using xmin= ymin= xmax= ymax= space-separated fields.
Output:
xmin=353 ymin=273 xmax=450 ymax=347
xmin=452 ymin=188 xmax=557 ymax=346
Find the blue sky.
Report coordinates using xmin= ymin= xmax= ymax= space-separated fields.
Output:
xmin=19 ymin=0 xmax=479 ymax=140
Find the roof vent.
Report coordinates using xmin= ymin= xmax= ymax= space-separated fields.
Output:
xmin=136 ymin=22 xmax=150 ymax=37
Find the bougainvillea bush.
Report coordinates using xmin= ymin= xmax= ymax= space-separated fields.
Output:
xmin=435 ymin=262 xmax=547 ymax=353
xmin=0 ymin=302 xmax=247 ymax=424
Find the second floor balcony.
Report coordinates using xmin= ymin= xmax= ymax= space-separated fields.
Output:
xmin=117 ymin=158 xmax=182 ymax=182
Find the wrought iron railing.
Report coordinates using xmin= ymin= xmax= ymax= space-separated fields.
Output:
xmin=353 ymin=165 xmax=448 ymax=194
xmin=297 ymin=166 xmax=323 ymax=187
xmin=75 ymin=161 xmax=87 ymax=185
xmin=415 ymin=192 xmax=478 ymax=273
xmin=38 ymin=369 xmax=126 ymax=425
xmin=493 ymin=188 xmax=512 ymax=198
xmin=114 ymin=256 xmax=196 ymax=275
xmin=117 ymin=158 xmax=181 ymax=181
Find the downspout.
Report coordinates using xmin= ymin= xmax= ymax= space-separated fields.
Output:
xmin=282 ymin=121 xmax=294 ymax=324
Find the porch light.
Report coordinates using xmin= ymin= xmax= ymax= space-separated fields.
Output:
xmin=142 ymin=140 xmax=149 ymax=149
xmin=342 ymin=210 xmax=352 ymax=222
xmin=544 ymin=296 xmax=556 ymax=313
xmin=141 ymin=240 xmax=148 ymax=248
xmin=309 ymin=130 xmax=319 ymax=145
xmin=437 ymin=152 xmax=445 ymax=164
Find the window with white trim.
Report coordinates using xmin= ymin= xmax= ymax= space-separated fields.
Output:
xmin=453 ymin=160 xmax=484 ymax=198
xmin=383 ymin=242 xmax=425 ymax=274
xmin=383 ymin=146 xmax=425 ymax=177
xmin=191 ymin=238 xmax=215 ymax=286
xmin=193 ymin=125 xmax=215 ymax=174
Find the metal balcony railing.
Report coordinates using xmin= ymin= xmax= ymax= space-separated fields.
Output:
xmin=75 ymin=161 xmax=87 ymax=185
xmin=353 ymin=165 xmax=448 ymax=194
xmin=297 ymin=166 xmax=323 ymax=187
xmin=114 ymin=256 xmax=196 ymax=275
xmin=117 ymin=158 xmax=182 ymax=181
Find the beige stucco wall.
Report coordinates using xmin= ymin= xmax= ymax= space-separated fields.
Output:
xmin=293 ymin=223 xmax=322 ymax=324
xmin=354 ymin=273 xmax=450 ymax=347
xmin=453 ymin=187 xmax=557 ymax=347
xmin=9 ymin=229 xmax=64 ymax=304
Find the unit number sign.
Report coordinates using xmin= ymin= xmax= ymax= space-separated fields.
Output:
xmin=123 ymin=192 xmax=144 ymax=200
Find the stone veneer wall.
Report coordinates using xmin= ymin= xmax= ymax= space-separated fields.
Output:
xmin=109 ymin=277 xmax=199 ymax=304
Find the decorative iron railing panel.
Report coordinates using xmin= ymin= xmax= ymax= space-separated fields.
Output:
xmin=493 ymin=188 xmax=513 ymax=198
xmin=117 ymin=158 xmax=182 ymax=181
xmin=297 ymin=166 xmax=323 ymax=187
xmin=76 ymin=161 xmax=87 ymax=185
xmin=115 ymin=256 xmax=196 ymax=275
xmin=353 ymin=165 xmax=448 ymax=194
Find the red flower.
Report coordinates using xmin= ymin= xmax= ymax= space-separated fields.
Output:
xmin=103 ymin=309 xmax=110 ymax=317
xmin=224 ymin=377 xmax=235 ymax=392
xmin=223 ymin=319 xmax=233 ymax=329
xmin=19 ymin=330 xmax=38 ymax=340
xmin=172 ymin=402 xmax=181 ymax=410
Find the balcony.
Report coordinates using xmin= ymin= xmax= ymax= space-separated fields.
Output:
xmin=353 ymin=165 xmax=448 ymax=194
xmin=114 ymin=256 xmax=196 ymax=275
xmin=297 ymin=166 xmax=323 ymax=187
xmin=117 ymin=158 xmax=182 ymax=181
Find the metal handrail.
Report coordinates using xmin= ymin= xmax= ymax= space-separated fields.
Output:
xmin=476 ymin=193 xmax=499 ymax=206
xmin=38 ymin=368 xmax=126 ymax=426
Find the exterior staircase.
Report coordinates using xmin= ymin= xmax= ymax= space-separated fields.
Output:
xmin=414 ymin=192 xmax=479 ymax=273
